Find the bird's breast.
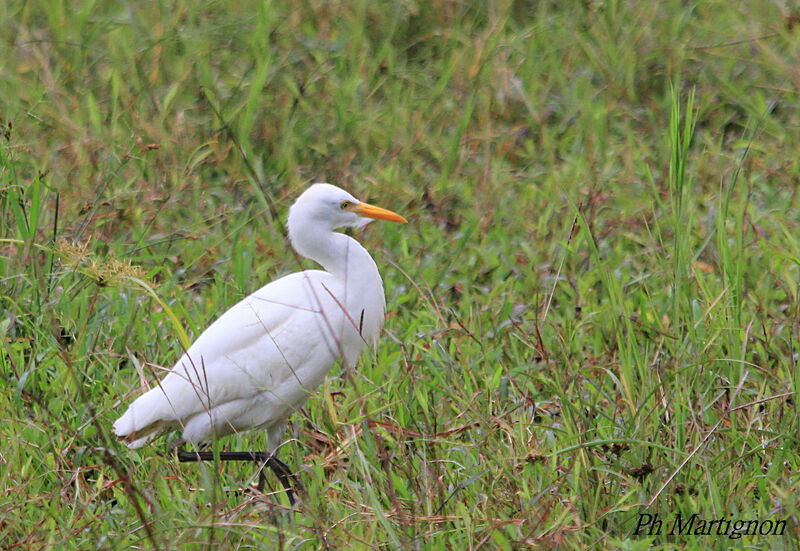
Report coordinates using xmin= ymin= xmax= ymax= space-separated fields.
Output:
xmin=312 ymin=275 xmax=384 ymax=367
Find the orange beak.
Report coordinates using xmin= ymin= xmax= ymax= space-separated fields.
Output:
xmin=353 ymin=202 xmax=407 ymax=223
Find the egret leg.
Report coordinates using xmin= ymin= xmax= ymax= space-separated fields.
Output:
xmin=263 ymin=455 xmax=298 ymax=497
xmin=176 ymin=449 xmax=300 ymax=505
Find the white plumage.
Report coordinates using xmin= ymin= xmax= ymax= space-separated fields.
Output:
xmin=113 ymin=183 xmax=406 ymax=455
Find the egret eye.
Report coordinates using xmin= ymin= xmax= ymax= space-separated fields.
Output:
xmin=340 ymin=201 xmax=352 ymax=210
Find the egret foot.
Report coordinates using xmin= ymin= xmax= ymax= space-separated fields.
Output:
xmin=176 ymin=450 xmax=301 ymax=505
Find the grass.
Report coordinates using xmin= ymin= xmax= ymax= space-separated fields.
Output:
xmin=1 ymin=0 xmax=798 ymax=549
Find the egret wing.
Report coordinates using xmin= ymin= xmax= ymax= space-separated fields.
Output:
xmin=113 ymin=270 xmax=345 ymax=445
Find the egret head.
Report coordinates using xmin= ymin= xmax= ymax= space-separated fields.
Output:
xmin=289 ymin=183 xmax=407 ymax=231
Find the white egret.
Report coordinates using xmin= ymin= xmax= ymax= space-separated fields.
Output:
xmin=113 ymin=183 xmax=406 ymax=502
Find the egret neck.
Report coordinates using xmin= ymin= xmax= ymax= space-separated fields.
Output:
xmin=288 ymin=216 xmax=380 ymax=283
xmin=287 ymin=205 xmax=386 ymax=368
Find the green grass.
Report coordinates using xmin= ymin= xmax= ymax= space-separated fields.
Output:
xmin=1 ymin=0 xmax=799 ymax=549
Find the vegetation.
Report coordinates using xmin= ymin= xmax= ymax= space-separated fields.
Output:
xmin=1 ymin=1 xmax=798 ymax=548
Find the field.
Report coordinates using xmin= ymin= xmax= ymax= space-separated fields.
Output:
xmin=1 ymin=1 xmax=799 ymax=549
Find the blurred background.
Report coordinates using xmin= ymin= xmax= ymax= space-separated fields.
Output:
xmin=1 ymin=1 xmax=798 ymax=548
